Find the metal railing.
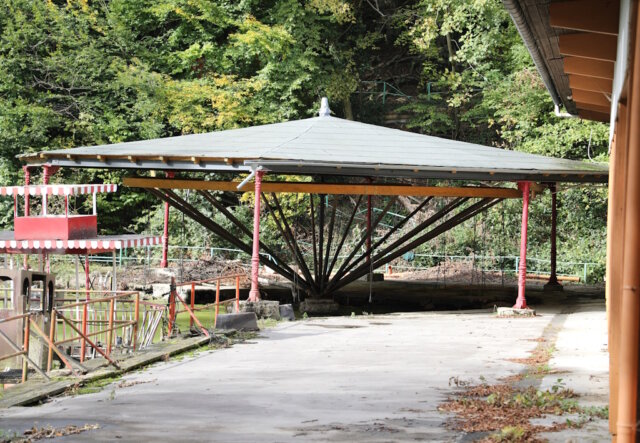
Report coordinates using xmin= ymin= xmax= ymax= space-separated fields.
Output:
xmin=168 ymin=273 xmax=246 ymax=335
xmin=385 ymin=254 xmax=599 ymax=283
xmin=0 ymin=290 xmax=171 ymax=384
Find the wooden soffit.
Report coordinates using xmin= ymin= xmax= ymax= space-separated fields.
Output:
xmin=563 ymin=57 xmax=615 ymax=80
xmin=577 ymin=110 xmax=611 ymax=122
xmin=550 ymin=0 xmax=620 ymax=35
xmin=568 ymin=74 xmax=613 ymax=93
xmin=558 ymin=33 xmax=618 ymax=62
xmin=573 ymin=102 xmax=611 ymax=114
xmin=572 ymin=89 xmax=612 ymax=107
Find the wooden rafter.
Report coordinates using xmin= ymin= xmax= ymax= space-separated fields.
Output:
xmin=550 ymin=0 xmax=620 ymax=35
xmin=123 ymin=177 xmax=522 ymax=199
xmin=563 ymin=57 xmax=615 ymax=79
xmin=575 ymin=102 xmax=611 ymax=114
xmin=572 ymin=89 xmax=611 ymax=108
xmin=569 ymin=74 xmax=613 ymax=94
xmin=559 ymin=33 xmax=618 ymax=62
xmin=578 ymin=110 xmax=610 ymax=122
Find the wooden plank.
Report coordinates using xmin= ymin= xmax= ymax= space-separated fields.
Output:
xmin=559 ymin=33 xmax=618 ymax=61
xmin=123 ymin=177 xmax=522 ymax=199
xmin=564 ymin=57 xmax=615 ymax=79
xmin=569 ymin=74 xmax=613 ymax=93
xmin=572 ymin=89 xmax=611 ymax=107
xmin=575 ymin=102 xmax=611 ymax=113
xmin=578 ymin=109 xmax=611 ymax=122
xmin=550 ymin=0 xmax=619 ymax=35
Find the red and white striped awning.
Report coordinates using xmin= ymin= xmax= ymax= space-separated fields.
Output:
xmin=0 ymin=234 xmax=160 ymax=253
xmin=0 ymin=184 xmax=117 ymax=197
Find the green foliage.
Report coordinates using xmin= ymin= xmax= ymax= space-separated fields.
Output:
xmin=0 ymin=0 xmax=608 ymax=278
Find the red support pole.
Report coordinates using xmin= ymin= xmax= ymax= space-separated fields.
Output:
xmin=190 ymin=282 xmax=195 ymax=329
xmin=41 ymin=165 xmax=58 ymax=274
xmin=22 ymin=166 xmax=30 ymax=270
xmin=215 ymin=278 xmax=220 ymax=327
xmin=248 ymin=170 xmax=265 ymax=302
xmin=22 ymin=166 xmax=30 ymax=216
xmin=160 ymin=172 xmax=175 ymax=268
xmin=514 ymin=181 xmax=531 ymax=309
xmin=235 ymin=276 xmax=240 ymax=313
xmin=81 ymin=254 xmax=90 ymax=361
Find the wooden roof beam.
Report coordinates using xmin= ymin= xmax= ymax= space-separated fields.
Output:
xmin=563 ymin=57 xmax=614 ymax=79
xmin=569 ymin=74 xmax=613 ymax=94
xmin=559 ymin=33 xmax=618 ymax=62
xmin=123 ymin=177 xmax=523 ymax=199
xmin=572 ymin=89 xmax=611 ymax=107
xmin=550 ymin=0 xmax=620 ymax=35
xmin=578 ymin=110 xmax=610 ymax=122
xmin=575 ymin=102 xmax=611 ymax=114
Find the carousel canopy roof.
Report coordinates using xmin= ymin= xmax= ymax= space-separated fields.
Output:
xmin=20 ymin=99 xmax=608 ymax=183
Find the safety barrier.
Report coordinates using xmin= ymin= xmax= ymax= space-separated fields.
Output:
xmin=0 ymin=290 xmax=172 ymax=385
xmin=0 ymin=312 xmax=78 ymax=383
xmin=51 ymin=290 xmax=170 ymax=365
xmin=167 ymin=273 xmax=245 ymax=335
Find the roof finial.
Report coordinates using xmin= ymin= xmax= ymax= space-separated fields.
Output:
xmin=319 ymin=97 xmax=331 ymax=117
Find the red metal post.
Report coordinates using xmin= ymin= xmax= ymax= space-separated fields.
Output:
xmin=107 ymin=298 xmax=115 ymax=355
xmin=47 ymin=310 xmax=56 ymax=372
xmin=235 ymin=276 xmax=240 ymax=313
xmin=22 ymin=166 xmax=30 ymax=270
xmin=22 ymin=166 xmax=31 ymax=216
xmin=190 ymin=282 xmax=195 ymax=329
xmin=160 ymin=171 xmax=175 ymax=268
xmin=215 ymin=278 xmax=220 ymax=327
xmin=81 ymin=254 xmax=90 ymax=361
xmin=22 ymin=317 xmax=30 ymax=382
xmin=514 ymin=181 xmax=531 ymax=309
xmin=41 ymin=165 xmax=58 ymax=274
xmin=248 ymin=170 xmax=265 ymax=302
xmin=80 ymin=301 xmax=87 ymax=363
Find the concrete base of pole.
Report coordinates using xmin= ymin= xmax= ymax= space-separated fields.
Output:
xmin=496 ymin=307 xmax=536 ymax=317
xmin=299 ymin=298 xmax=340 ymax=315
xmin=247 ymin=289 xmax=261 ymax=302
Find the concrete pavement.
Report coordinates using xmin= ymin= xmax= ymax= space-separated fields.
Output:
xmin=0 ymin=302 xmax=607 ymax=442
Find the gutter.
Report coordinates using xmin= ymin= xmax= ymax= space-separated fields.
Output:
xmin=502 ymin=0 xmax=569 ymax=113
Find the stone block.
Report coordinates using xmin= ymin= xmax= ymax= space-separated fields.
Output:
xmin=215 ymin=312 xmax=259 ymax=331
xmin=496 ymin=307 xmax=536 ymax=317
xmin=240 ymin=300 xmax=281 ymax=320
xmin=299 ymin=298 xmax=340 ymax=315
xmin=279 ymin=304 xmax=295 ymax=321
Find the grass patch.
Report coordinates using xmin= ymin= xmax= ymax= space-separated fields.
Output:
xmin=65 ymin=375 xmax=121 ymax=396
xmin=257 ymin=318 xmax=279 ymax=329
